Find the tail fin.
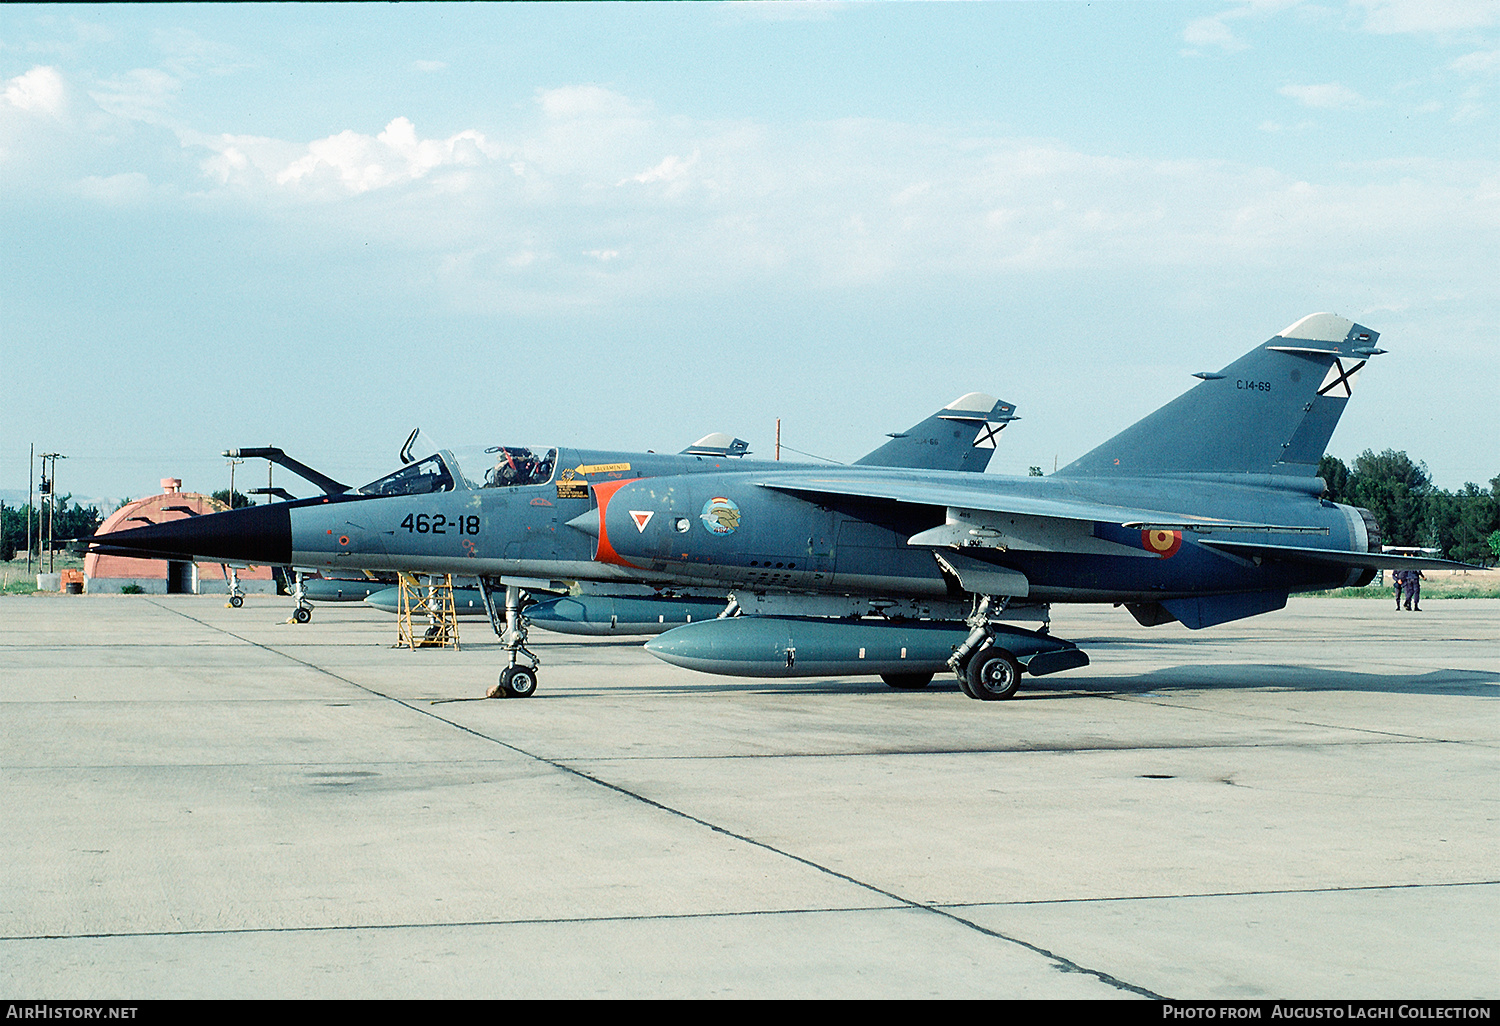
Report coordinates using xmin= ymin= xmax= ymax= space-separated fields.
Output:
xmin=855 ymin=393 xmax=1018 ymax=472
xmin=680 ymin=433 xmax=751 ymax=457
xmin=1054 ymin=313 xmax=1382 ymax=479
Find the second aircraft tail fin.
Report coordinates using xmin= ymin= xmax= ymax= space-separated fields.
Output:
xmin=855 ymin=393 xmax=1018 ymax=473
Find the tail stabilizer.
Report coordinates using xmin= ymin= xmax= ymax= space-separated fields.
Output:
xmin=855 ymin=393 xmax=1018 ymax=472
xmin=1054 ymin=313 xmax=1381 ymax=479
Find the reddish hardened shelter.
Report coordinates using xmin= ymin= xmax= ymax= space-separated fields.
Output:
xmin=84 ymin=478 xmax=276 ymax=595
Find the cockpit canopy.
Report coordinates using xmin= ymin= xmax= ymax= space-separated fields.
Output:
xmin=480 ymin=446 xmax=556 ymax=488
xmin=357 ymin=454 xmax=456 ymax=496
xmin=356 ymin=447 xmax=558 ymax=496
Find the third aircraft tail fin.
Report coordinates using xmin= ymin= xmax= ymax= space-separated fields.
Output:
xmin=855 ymin=393 xmax=1018 ymax=473
xmin=1054 ymin=313 xmax=1383 ymax=480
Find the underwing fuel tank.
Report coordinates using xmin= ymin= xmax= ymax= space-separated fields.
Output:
xmin=303 ymin=577 xmax=393 ymax=603
xmin=524 ymin=595 xmax=730 ymax=636
xmin=643 ymin=616 xmax=1087 ymax=679
xmin=364 ymin=586 xmax=491 ymax=616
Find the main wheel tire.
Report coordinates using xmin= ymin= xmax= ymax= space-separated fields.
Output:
xmin=293 ymin=607 xmax=311 ymax=624
xmin=881 ymin=672 xmax=933 ymax=690
xmin=967 ymin=649 xmax=1022 ymax=700
xmin=499 ymin=665 xmax=538 ymax=698
xmin=956 ymin=655 xmax=978 ymax=698
xmin=229 ymin=595 xmax=244 ymax=608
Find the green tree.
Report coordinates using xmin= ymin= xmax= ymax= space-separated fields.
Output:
xmin=1425 ymin=487 xmax=1481 ymax=564
xmin=1348 ymin=449 xmax=1432 ymax=547
xmin=45 ymin=495 xmax=103 ymax=544
xmin=211 ymin=489 xmax=253 ymax=510
xmin=1318 ymin=454 xmax=1352 ymax=504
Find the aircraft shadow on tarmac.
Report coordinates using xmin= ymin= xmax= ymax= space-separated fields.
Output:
xmin=1056 ymin=664 xmax=1499 ymax=699
xmin=543 ymin=664 xmax=1499 ymax=701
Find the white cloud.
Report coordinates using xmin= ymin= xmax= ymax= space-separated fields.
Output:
xmin=1279 ymin=82 xmax=1369 ymax=109
xmin=413 ymin=60 xmax=448 ymax=73
xmin=7 ymin=73 xmax=1497 ymax=327
xmin=1451 ymin=49 xmax=1500 ymax=75
xmin=1180 ymin=1 xmax=1302 ymax=52
xmin=1184 ymin=14 xmax=1250 ymax=52
xmin=76 ymin=171 xmax=154 ymax=203
xmin=1352 ymin=0 xmax=1500 ymax=35
xmin=3 ymin=65 xmax=67 ymax=116
xmin=193 ymin=117 xmax=505 ymax=197
xmin=538 ymin=84 xmax=646 ymax=121
xmin=88 ymin=67 xmax=181 ymax=123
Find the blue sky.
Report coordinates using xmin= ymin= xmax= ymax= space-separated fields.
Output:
xmin=3 ymin=1 xmax=1496 ymax=505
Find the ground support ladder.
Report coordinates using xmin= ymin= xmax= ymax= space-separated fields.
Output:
xmin=395 ymin=572 xmax=461 ymax=650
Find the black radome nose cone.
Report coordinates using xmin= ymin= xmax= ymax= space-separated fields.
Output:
xmin=87 ymin=503 xmax=293 ymax=566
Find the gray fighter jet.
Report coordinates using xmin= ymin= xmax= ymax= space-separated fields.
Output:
xmin=85 ymin=313 xmax=1469 ymax=702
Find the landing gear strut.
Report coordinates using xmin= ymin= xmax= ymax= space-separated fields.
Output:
xmin=948 ymin=595 xmax=1041 ymax=701
xmin=287 ymin=569 xmax=312 ymax=624
xmin=481 ymin=579 xmax=539 ymax=698
xmin=222 ymin=565 xmax=245 ymax=608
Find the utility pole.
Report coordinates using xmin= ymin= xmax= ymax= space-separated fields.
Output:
xmin=226 ymin=456 xmax=244 ymax=509
xmin=27 ymin=444 xmax=33 ymax=574
xmin=39 ymin=453 xmax=65 ymax=573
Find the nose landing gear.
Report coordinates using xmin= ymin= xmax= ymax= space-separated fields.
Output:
xmin=482 ymin=580 xmax=541 ymax=698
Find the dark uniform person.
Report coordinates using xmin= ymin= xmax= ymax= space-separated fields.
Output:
xmin=1404 ymin=569 xmax=1424 ymax=611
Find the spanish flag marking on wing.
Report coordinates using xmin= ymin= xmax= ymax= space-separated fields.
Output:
xmin=1142 ymin=529 xmax=1183 ymax=558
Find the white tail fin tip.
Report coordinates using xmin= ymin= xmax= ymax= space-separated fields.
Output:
xmin=1277 ymin=313 xmax=1353 ymax=343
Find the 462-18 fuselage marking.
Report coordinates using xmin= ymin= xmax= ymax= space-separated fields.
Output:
xmin=400 ymin=513 xmax=481 ymax=535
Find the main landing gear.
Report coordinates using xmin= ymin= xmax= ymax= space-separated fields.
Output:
xmin=948 ymin=595 xmax=1038 ymax=701
xmin=481 ymin=579 xmax=539 ymax=698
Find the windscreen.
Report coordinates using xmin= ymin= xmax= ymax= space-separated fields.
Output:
xmin=477 ymin=447 xmax=557 ymax=488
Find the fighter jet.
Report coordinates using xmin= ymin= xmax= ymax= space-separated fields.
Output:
xmin=88 ymin=313 xmax=1465 ymax=703
xmin=84 ymin=394 xmax=1019 ymax=695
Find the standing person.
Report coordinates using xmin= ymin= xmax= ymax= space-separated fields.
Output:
xmin=1405 ymin=569 xmax=1424 ymax=611
xmin=1393 ymin=569 xmax=1406 ymax=610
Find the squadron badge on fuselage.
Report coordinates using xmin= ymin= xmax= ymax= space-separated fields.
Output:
xmin=556 ymin=469 xmax=589 ymax=500
xmin=700 ymin=496 xmax=741 ymax=535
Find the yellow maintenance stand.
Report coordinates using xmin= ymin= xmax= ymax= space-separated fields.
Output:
xmin=395 ymin=572 xmax=460 ymax=649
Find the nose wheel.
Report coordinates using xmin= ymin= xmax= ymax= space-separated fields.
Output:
xmin=285 ymin=569 xmax=312 ymax=624
xmin=496 ymin=665 xmax=538 ymax=698
xmin=481 ymin=579 xmax=541 ymax=698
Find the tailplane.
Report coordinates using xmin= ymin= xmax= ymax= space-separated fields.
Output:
xmin=856 ymin=393 xmax=1018 ymax=472
xmin=1054 ymin=313 xmax=1382 ymax=479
